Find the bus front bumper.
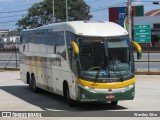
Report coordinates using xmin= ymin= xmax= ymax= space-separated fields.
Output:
xmin=77 ymin=85 xmax=135 ymax=103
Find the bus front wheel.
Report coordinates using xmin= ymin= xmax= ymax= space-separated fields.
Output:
xmin=111 ymin=101 xmax=118 ymax=106
xmin=64 ymin=84 xmax=75 ymax=107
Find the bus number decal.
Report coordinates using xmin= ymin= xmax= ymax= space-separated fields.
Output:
xmin=91 ymin=83 xmax=98 ymax=87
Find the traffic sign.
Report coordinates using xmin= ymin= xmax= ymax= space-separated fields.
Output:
xmin=134 ymin=25 xmax=151 ymax=43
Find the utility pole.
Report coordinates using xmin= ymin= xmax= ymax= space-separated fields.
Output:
xmin=52 ymin=0 xmax=55 ymax=23
xmin=66 ymin=0 xmax=68 ymax=21
xmin=127 ymin=0 xmax=132 ymax=41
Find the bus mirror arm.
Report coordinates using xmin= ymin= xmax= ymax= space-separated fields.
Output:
xmin=71 ymin=41 xmax=79 ymax=60
xmin=131 ymin=41 xmax=142 ymax=59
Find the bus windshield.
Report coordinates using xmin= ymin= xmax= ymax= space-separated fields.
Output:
xmin=78 ymin=36 xmax=133 ymax=80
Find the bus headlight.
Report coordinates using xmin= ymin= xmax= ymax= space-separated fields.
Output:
xmin=79 ymin=83 xmax=92 ymax=90
xmin=129 ymin=84 xmax=134 ymax=90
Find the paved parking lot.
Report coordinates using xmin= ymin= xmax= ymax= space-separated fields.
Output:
xmin=0 ymin=71 xmax=160 ymax=119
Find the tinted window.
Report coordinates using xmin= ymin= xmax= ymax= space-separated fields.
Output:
xmin=55 ymin=31 xmax=66 ymax=59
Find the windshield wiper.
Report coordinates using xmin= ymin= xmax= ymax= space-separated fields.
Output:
xmin=110 ymin=58 xmax=124 ymax=82
xmin=94 ymin=67 xmax=101 ymax=83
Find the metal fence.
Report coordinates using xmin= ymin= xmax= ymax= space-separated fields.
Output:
xmin=0 ymin=49 xmax=159 ymax=72
xmin=134 ymin=52 xmax=160 ymax=72
xmin=0 ymin=49 xmax=19 ymax=69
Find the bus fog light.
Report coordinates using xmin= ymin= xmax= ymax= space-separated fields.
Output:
xmin=129 ymin=84 xmax=134 ymax=89
xmin=84 ymin=86 xmax=93 ymax=90
xmin=79 ymin=84 xmax=91 ymax=90
xmin=84 ymin=86 xmax=89 ymax=89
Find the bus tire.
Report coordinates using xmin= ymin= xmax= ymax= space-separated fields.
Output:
xmin=31 ymin=74 xmax=39 ymax=93
xmin=28 ymin=73 xmax=33 ymax=91
xmin=66 ymin=87 xmax=75 ymax=107
xmin=111 ymin=101 xmax=118 ymax=106
xmin=63 ymin=83 xmax=75 ymax=107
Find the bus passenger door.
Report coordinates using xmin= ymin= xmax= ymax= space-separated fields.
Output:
xmin=68 ymin=47 xmax=78 ymax=100
xmin=69 ymin=73 xmax=77 ymax=100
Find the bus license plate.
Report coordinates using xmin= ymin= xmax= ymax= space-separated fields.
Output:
xmin=106 ymin=95 xmax=115 ymax=99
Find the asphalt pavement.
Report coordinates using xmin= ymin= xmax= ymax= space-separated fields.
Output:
xmin=0 ymin=71 xmax=160 ymax=120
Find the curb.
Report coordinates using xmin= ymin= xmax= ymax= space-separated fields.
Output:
xmin=0 ymin=68 xmax=20 ymax=71
xmin=135 ymin=71 xmax=160 ymax=75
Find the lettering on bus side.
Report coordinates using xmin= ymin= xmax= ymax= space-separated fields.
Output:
xmin=51 ymin=57 xmax=62 ymax=67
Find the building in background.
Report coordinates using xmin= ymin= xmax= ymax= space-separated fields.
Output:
xmin=109 ymin=6 xmax=144 ymax=27
xmin=109 ymin=6 xmax=160 ymax=47
xmin=3 ymin=36 xmax=20 ymax=49
xmin=0 ymin=29 xmax=21 ymax=49
xmin=0 ymin=29 xmax=9 ymax=36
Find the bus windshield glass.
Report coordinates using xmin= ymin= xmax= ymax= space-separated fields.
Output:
xmin=78 ymin=36 xmax=133 ymax=80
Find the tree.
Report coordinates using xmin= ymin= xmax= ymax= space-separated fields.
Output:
xmin=16 ymin=0 xmax=92 ymax=29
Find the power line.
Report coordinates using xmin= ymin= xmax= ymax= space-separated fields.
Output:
xmin=0 ymin=24 xmax=16 ymax=26
xmin=85 ymin=0 xmax=104 ymax=4
xmin=91 ymin=2 xmax=126 ymax=10
xmin=135 ymin=0 xmax=160 ymax=2
xmin=0 ymin=21 xmax=18 ymax=24
xmin=0 ymin=1 xmax=126 ymax=23
xmin=0 ymin=10 xmax=27 ymax=14
xmin=0 ymin=14 xmax=25 ymax=19
xmin=90 ymin=2 xmax=126 ymax=13
xmin=0 ymin=0 xmax=40 ymax=12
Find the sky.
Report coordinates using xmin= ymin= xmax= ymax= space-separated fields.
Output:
xmin=0 ymin=0 xmax=159 ymax=30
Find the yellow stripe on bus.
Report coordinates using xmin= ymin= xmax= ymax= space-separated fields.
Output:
xmin=78 ymin=78 xmax=135 ymax=89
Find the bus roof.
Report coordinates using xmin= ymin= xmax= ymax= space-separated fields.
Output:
xmin=23 ymin=21 xmax=128 ymax=37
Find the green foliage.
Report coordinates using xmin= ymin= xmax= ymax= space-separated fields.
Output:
xmin=16 ymin=0 xmax=92 ymax=29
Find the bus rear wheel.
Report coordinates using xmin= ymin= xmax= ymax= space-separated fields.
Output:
xmin=28 ymin=74 xmax=33 ymax=91
xmin=30 ymin=74 xmax=39 ymax=93
xmin=32 ymin=75 xmax=39 ymax=93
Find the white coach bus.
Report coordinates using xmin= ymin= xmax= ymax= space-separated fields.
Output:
xmin=20 ymin=21 xmax=142 ymax=106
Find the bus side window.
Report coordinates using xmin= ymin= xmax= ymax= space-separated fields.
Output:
xmin=56 ymin=31 xmax=66 ymax=59
xmin=20 ymin=34 xmax=25 ymax=52
xmin=48 ymin=32 xmax=55 ymax=54
xmin=66 ymin=31 xmax=77 ymax=75
xmin=20 ymin=35 xmax=23 ymax=44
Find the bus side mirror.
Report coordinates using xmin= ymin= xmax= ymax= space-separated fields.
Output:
xmin=71 ymin=41 xmax=79 ymax=60
xmin=131 ymin=41 xmax=142 ymax=59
